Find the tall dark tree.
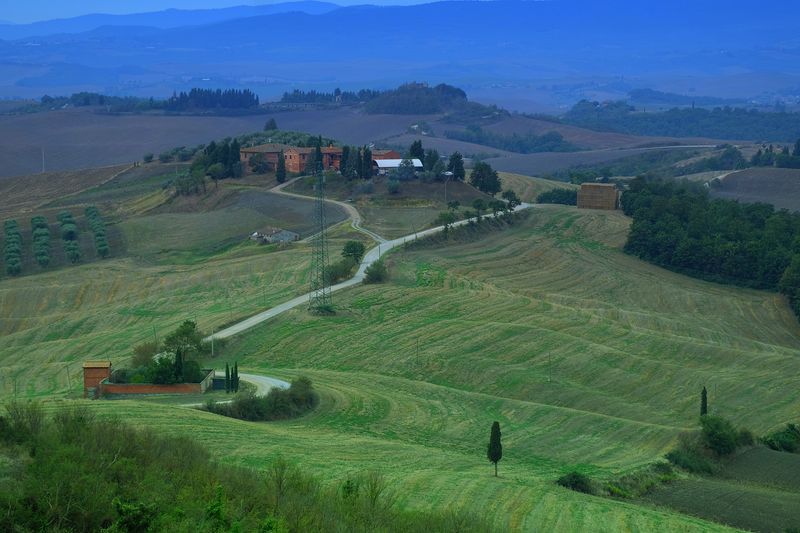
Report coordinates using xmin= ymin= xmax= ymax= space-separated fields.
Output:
xmin=794 ymin=139 xmax=800 ymax=157
xmin=276 ymin=150 xmax=287 ymax=183
xmin=361 ymin=147 xmax=373 ymax=179
xmin=470 ymin=162 xmax=502 ymax=196
xmin=423 ymin=149 xmax=440 ymax=172
xmin=701 ymin=386 xmax=708 ymax=416
xmin=264 ymin=118 xmax=278 ymax=131
xmin=487 ymin=421 xmax=502 ymax=477
xmin=174 ymin=349 xmax=184 ymax=383
xmin=233 ymin=362 xmax=239 ymax=393
xmin=340 ymin=145 xmax=351 ymax=177
xmin=408 ymin=140 xmax=424 ymax=161
xmin=225 ymin=362 xmax=231 ymax=393
xmin=447 ymin=152 xmax=465 ymax=181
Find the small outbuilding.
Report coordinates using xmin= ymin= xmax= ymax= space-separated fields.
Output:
xmin=577 ymin=183 xmax=619 ymax=210
xmin=83 ymin=361 xmax=112 ymax=398
xmin=373 ymin=158 xmax=423 ymax=177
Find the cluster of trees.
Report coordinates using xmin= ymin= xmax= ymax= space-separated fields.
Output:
xmin=445 ymin=126 xmax=577 ymax=154
xmin=679 ymin=145 xmax=747 ymax=174
xmin=762 ymin=423 xmax=800 ymax=453
xmin=364 ymin=83 xmax=468 ymax=115
xmin=339 ymin=145 xmax=374 ymax=180
xmin=57 ymin=211 xmax=81 ymax=264
xmin=240 ymin=130 xmax=337 ymax=149
xmin=30 ymin=216 xmax=51 ymax=267
xmin=750 ymin=139 xmax=800 ymax=169
xmin=564 ymin=100 xmax=800 ymax=142
xmin=117 ymin=321 xmax=211 ymax=385
xmin=3 ymin=220 xmax=22 ymax=275
xmin=206 ymin=376 xmax=318 ymax=422
xmin=84 ymin=206 xmax=109 ymax=258
xmin=365 ymin=259 xmax=388 ymax=283
xmin=469 ymin=162 xmax=502 ymax=196
xmin=327 ymin=241 xmax=366 ymax=284
xmin=622 ymin=179 xmax=800 ymax=316
xmin=165 ymin=89 xmax=260 ymax=111
xmin=536 ymin=188 xmax=577 ymax=205
xmin=224 ymin=362 xmax=240 ymax=393
xmin=435 ymin=192 xmax=522 ymax=238
xmin=0 ymin=403 xmax=485 ymax=532
xmin=280 ymin=88 xmax=382 ymax=104
xmin=191 ymin=139 xmax=243 ymax=183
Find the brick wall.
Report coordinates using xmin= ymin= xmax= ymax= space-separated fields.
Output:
xmin=99 ymin=370 xmax=214 ymax=397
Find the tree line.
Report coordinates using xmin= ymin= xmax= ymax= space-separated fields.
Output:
xmin=622 ymin=178 xmax=800 ymax=316
xmin=363 ymin=83 xmax=468 ymax=115
xmin=280 ymin=88 xmax=382 ymax=104
xmin=564 ymin=100 xmax=800 ymax=142
xmin=750 ymin=139 xmax=800 ymax=169
xmin=165 ymin=88 xmax=259 ymax=111
xmin=445 ymin=126 xmax=578 ymax=154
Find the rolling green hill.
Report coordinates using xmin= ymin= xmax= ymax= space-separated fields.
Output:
xmin=3 ymin=197 xmax=799 ymax=530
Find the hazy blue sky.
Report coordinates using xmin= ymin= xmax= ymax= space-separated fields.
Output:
xmin=2 ymin=0 xmax=428 ymax=23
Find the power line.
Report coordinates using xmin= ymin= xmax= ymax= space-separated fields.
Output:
xmin=309 ymin=161 xmax=332 ymax=311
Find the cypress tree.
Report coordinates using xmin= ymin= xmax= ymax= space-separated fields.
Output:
xmin=174 ymin=349 xmax=184 ymax=382
xmin=487 ymin=421 xmax=502 ymax=477
xmin=276 ymin=150 xmax=286 ymax=183
xmin=362 ymin=147 xmax=372 ymax=179
xmin=341 ymin=145 xmax=350 ymax=177
xmin=225 ymin=362 xmax=231 ymax=393
xmin=233 ymin=362 xmax=239 ymax=392
xmin=701 ymin=386 xmax=708 ymax=416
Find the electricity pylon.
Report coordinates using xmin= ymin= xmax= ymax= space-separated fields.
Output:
xmin=309 ymin=161 xmax=332 ymax=311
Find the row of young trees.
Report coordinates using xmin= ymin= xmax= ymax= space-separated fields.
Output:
xmin=3 ymin=220 xmax=22 ymax=275
xmin=622 ymin=178 xmax=800 ymax=316
xmin=84 ymin=206 xmax=110 ymax=258
xmin=57 ymin=211 xmax=81 ymax=264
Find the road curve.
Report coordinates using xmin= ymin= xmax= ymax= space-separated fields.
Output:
xmin=271 ymin=176 xmax=388 ymax=243
xmin=207 ymin=202 xmax=532 ymax=340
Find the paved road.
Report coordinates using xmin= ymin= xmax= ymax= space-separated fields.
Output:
xmin=207 ymin=202 xmax=532 ymax=340
xmin=239 ymin=372 xmax=290 ymax=394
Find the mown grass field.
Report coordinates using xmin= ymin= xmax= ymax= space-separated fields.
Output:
xmin=499 ymin=172 xmax=578 ymax=203
xmin=4 ymin=198 xmax=800 ymax=530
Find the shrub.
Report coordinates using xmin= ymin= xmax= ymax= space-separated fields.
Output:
xmin=64 ymin=240 xmax=81 ymax=263
xmin=326 ymin=257 xmax=357 ymax=284
xmin=536 ymin=188 xmax=578 ymax=205
xmin=387 ymin=179 xmax=400 ymax=194
xmin=665 ymin=448 xmax=715 ymax=474
xmin=158 ymin=152 xmax=173 ymax=163
xmin=557 ymin=472 xmax=595 ymax=494
xmin=762 ymin=423 xmax=800 ymax=453
xmin=143 ymin=153 xmax=154 ymax=163
xmin=206 ymin=377 xmax=318 ymax=422
xmin=364 ymin=259 xmax=388 ymax=283
xmin=700 ymin=415 xmax=739 ymax=456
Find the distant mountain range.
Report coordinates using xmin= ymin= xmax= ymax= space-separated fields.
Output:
xmin=0 ymin=2 xmax=339 ymax=40
xmin=1 ymin=0 xmax=799 ymax=111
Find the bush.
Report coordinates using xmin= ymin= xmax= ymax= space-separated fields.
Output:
xmin=536 ymin=188 xmax=578 ymax=205
xmin=158 ymin=152 xmax=173 ymax=163
xmin=556 ymin=472 xmax=595 ymax=494
xmin=143 ymin=153 xmax=154 ymax=163
xmin=665 ymin=448 xmax=715 ymax=474
xmin=387 ymin=179 xmax=400 ymax=194
xmin=762 ymin=423 xmax=800 ymax=453
xmin=206 ymin=377 xmax=318 ymax=422
xmin=700 ymin=415 xmax=739 ymax=456
xmin=326 ymin=257 xmax=357 ymax=284
xmin=364 ymin=260 xmax=388 ymax=283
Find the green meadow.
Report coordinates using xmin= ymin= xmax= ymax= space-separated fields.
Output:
xmin=5 ymin=198 xmax=799 ymax=529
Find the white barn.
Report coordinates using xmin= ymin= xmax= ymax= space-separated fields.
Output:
xmin=373 ymin=158 xmax=423 ymax=176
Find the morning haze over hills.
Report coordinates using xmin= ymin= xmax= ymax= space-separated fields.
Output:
xmin=2 ymin=1 xmax=800 ymax=532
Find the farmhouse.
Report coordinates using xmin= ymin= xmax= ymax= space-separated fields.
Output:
xmin=240 ymin=144 xmax=398 ymax=175
xmin=239 ymin=143 xmax=290 ymax=170
xmin=374 ymin=158 xmax=423 ymax=177
xmin=577 ymin=183 xmax=619 ymax=210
